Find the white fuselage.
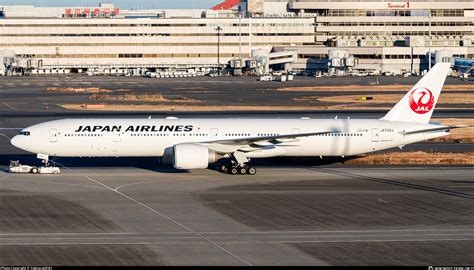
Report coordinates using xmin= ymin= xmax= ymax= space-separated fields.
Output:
xmin=11 ymin=118 xmax=448 ymax=158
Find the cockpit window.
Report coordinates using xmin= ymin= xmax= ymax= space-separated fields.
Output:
xmin=19 ymin=131 xmax=31 ymax=136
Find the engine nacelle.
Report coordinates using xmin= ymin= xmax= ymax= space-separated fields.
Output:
xmin=173 ymin=144 xmax=220 ymax=169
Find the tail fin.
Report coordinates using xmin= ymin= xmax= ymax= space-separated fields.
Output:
xmin=381 ymin=63 xmax=451 ymax=124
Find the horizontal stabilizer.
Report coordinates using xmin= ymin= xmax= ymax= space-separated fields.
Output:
xmin=400 ymin=125 xmax=468 ymax=135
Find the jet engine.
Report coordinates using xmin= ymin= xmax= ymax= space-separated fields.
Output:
xmin=172 ymin=144 xmax=221 ymax=169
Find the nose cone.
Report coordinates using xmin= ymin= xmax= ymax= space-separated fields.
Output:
xmin=11 ymin=135 xmax=30 ymax=151
xmin=10 ymin=135 xmax=19 ymax=148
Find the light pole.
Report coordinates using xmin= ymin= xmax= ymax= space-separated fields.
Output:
xmin=428 ymin=13 xmax=432 ymax=70
xmin=215 ymin=26 xmax=223 ymax=72
xmin=249 ymin=17 xmax=252 ymax=57
xmin=238 ymin=14 xmax=242 ymax=59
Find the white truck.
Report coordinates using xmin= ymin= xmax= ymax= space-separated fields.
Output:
xmin=259 ymin=75 xmax=274 ymax=81
xmin=9 ymin=160 xmax=61 ymax=174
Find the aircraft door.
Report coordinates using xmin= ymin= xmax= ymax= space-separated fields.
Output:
xmin=211 ymin=128 xmax=219 ymax=137
xmin=49 ymin=129 xmax=59 ymax=143
xmin=371 ymin=128 xmax=380 ymax=142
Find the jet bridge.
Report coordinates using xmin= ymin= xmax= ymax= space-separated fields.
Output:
xmin=250 ymin=49 xmax=297 ymax=75
xmin=0 ymin=49 xmax=39 ymax=75
xmin=268 ymin=51 xmax=297 ymax=66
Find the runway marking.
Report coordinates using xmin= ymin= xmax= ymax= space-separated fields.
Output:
xmin=0 ymin=133 xmax=12 ymax=140
xmin=1 ymin=228 xmax=472 ymax=236
xmin=0 ymin=238 xmax=471 ymax=246
xmin=184 ymin=228 xmax=474 ymax=234
xmin=3 ymin=232 xmax=471 ymax=240
xmin=2 ymin=102 xmax=18 ymax=111
xmin=449 ymin=185 xmax=474 ymax=188
xmin=56 ymin=163 xmax=253 ymax=266
xmin=114 ymin=181 xmax=150 ymax=191
xmin=0 ymin=232 xmax=137 ymax=236
xmin=0 ymin=133 xmax=12 ymax=143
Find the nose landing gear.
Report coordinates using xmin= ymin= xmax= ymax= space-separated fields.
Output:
xmin=37 ymin=153 xmax=50 ymax=166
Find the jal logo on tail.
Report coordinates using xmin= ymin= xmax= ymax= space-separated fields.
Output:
xmin=408 ymin=87 xmax=435 ymax=114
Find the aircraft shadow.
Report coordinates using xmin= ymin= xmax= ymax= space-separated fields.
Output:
xmin=0 ymin=154 xmax=357 ymax=174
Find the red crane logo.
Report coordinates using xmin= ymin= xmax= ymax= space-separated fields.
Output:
xmin=408 ymin=87 xmax=435 ymax=114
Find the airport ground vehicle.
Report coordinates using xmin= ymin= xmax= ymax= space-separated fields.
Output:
xmin=9 ymin=160 xmax=60 ymax=174
xmin=259 ymin=75 xmax=274 ymax=81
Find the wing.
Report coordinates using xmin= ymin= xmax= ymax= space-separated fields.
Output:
xmin=202 ymin=130 xmax=341 ymax=154
xmin=400 ymin=125 xmax=468 ymax=135
xmin=203 ymin=130 xmax=341 ymax=145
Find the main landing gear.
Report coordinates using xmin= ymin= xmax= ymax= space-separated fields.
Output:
xmin=219 ymin=163 xmax=257 ymax=175
xmin=219 ymin=151 xmax=257 ymax=175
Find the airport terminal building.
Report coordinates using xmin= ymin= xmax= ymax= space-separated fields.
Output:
xmin=0 ymin=0 xmax=472 ymax=74
xmin=283 ymin=0 xmax=474 ymax=73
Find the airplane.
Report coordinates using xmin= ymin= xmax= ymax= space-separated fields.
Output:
xmin=10 ymin=63 xmax=466 ymax=175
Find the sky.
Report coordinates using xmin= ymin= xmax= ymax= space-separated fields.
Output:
xmin=0 ymin=0 xmax=223 ymax=9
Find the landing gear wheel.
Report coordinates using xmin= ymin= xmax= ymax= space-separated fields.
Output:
xmin=229 ymin=166 xmax=238 ymax=175
xmin=220 ymin=164 xmax=228 ymax=173
xmin=247 ymin=166 xmax=257 ymax=175
xmin=31 ymin=167 xmax=39 ymax=174
xmin=238 ymin=166 xmax=247 ymax=175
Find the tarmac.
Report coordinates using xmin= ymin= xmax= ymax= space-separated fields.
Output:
xmin=0 ymin=165 xmax=473 ymax=265
xmin=0 ymin=74 xmax=472 ymax=265
xmin=0 ymin=74 xmax=473 ymax=114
